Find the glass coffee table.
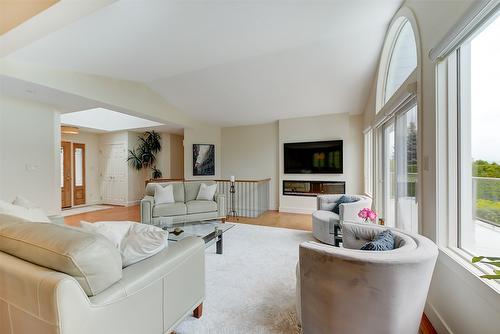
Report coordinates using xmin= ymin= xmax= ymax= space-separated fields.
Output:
xmin=156 ymin=219 xmax=234 ymax=254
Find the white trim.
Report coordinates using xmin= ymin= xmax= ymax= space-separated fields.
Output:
xmin=278 ymin=206 xmax=314 ymax=214
xmin=429 ymin=0 xmax=500 ymax=62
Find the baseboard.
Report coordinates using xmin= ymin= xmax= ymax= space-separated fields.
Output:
xmin=425 ymin=302 xmax=454 ymax=334
xmin=279 ymin=207 xmax=314 ymax=214
xmin=126 ymin=200 xmax=140 ymax=207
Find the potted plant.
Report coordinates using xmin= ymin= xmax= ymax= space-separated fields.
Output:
xmin=127 ymin=131 xmax=163 ymax=179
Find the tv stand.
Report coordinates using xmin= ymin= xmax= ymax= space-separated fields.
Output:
xmin=283 ymin=180 xmax=345 ymax=197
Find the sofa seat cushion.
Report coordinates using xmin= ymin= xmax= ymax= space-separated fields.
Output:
xmin=0 ymin=219 xmax=122 ymax=296
xmin=186 ymin=200 xmax=217 ymax=214
xmin=153 ymin=202 xmax=187 ymax=217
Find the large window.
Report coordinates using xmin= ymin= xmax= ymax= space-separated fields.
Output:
xmin=373 ymin=14 xmax=419 ymax=232
xmin=452 ymin=14 xmax=500 ymax=257
xmin=364 ymin=129 xmax=373 ymax=197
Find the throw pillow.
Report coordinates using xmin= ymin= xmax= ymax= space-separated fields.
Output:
xmin=0 ymin=200 xmax=50 ymax=223
xmin=332 ymin=195 xmax=359 ymax=214
xmin=360 ymin=230 xmax=395 ymax=251
xmin=196 ymin=183 xmax=217 ymax=201
xmin=154 ymin=184 xmax=175 ymax=204
xmin=80 ymin=221 xmax=169 ymax=268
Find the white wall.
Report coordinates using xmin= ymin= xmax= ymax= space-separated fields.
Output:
xmin=127 ymin=132 xmax=146 ymax=204
xmin=61 ymin=131 xmax=101 ymax=205
xmin=221 ymin=122 xmax=279 ymax=209
xmin=184 ymin=126 xmax=221 ymax=179
xmin=0 ymin=94 xmax=60 ymax=215
xmin=279 ymin=113 xmax=364 ymax=213
xmin=363 ymin=1 xmax=500 ymax=333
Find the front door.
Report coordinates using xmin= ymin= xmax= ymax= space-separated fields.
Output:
xmin=101 ymin=143 xmax=127 ymax=205
xmin=73 ymin=143 xmax=86 ymax=206
xmin=61 ymin=141 xmax=72 ymax=208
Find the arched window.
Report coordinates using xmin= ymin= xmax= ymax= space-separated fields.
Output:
xmin=376 ymin=17 xmax=418 ymax=111
xmin=372 ymin=11 xmax=420 ymax=233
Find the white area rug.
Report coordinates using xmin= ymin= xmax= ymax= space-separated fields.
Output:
xmin=175 ymin=223 xmax=313 ymax=334
xmin=61 ymin=205 xmax=114 ymax=217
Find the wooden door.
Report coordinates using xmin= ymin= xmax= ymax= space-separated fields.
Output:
xmin=73 ymin=143 xmax=86 ymax=206
xmin=61 ymin=141 xmax=72 ymax=208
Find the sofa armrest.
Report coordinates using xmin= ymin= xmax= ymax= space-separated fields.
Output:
xmin=140 ymin=196 xmax=155 ymax=224
xmin=215 ymin=193 xmax=226 ymax=217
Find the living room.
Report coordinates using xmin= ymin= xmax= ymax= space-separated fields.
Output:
xmin=1 ymin=1 xmax=499 ymax=334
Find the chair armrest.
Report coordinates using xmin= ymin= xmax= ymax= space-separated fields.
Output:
xmin=140 ymin=196 xmax=155 ymax=224
xmin=215 ymin=193 xmax=226 ymax=217
xmin=316 ymin=195 xmax=343 ymax=211
xmin=338 ymin=198 xmax=372 ymax=224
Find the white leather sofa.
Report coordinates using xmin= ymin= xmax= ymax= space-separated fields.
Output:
xmin=0 ymin=218 xmax=205 ymax=334
xmin=312 ymin=194 xmax=372 ymax=245
xmin=297 ymin=222 xmax=438 ymax=334
xmin=141 ymin=180 xmax=226 ymax=225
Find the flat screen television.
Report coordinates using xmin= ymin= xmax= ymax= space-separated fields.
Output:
xmin=284 ymin=140 xmax=343 ymax=174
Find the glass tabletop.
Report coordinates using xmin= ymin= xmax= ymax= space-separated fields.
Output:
xmin=165 ymin=220 xmax=235 ymax=243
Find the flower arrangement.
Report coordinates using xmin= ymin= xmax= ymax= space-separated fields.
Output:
xmin=358 ymin=208 xmax=377 ymax=223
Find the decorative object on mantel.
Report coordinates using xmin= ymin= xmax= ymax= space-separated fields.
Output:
xmin=471 ymin=256 xmax=500 ymax=279
xmin=193 ymin=144 xmax=215 ymax=176
xmin=127 ymin=131 xmax=163 ymax=179
xmin=358 ymin=208 xmax=378 ymax=223
xmin=229 ymin=176 xmax=237 ymax=217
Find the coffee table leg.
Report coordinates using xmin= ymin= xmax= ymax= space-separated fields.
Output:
xmin=216 ymin=234 xmax=223 ymax=254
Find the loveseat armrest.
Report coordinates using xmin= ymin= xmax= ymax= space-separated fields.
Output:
xmin=215 ymin=193 xmax=226 ymax=218
xmin=140 ymin=196 xmax=155 ymax=224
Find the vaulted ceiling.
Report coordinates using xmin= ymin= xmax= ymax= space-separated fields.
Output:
xmin=5 ymin=0 xmax=403 ymax=126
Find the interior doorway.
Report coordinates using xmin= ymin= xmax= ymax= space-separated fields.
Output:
xmin=61 ymin=141 xmax=87 ymax=208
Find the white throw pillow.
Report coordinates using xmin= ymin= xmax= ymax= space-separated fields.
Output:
xmin=196 ymin=183 xmax=217 ymax=201
xmin=154 ymin=184 xmax=175 ymax=204
xmin=0 ymin=200 xmax=50 ymax=223
xmin=80 ymin=221 xmax=169 ymax=268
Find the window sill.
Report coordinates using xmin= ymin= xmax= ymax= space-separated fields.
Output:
xmin=438 ymin=246 xmax=500 ymax=298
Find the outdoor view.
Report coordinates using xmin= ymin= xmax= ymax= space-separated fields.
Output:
xmin=466 ymin=13 xmax=500 ymax=256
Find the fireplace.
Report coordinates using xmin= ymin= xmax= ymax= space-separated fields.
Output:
xmin=283 ymin=180 xmax=346 ymax=197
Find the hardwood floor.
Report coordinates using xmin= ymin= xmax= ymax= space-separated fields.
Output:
xmin=63 ymin=205 xmax=435 ymax=334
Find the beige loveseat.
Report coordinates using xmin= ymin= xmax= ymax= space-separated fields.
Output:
xmin=141 ymin=180 xmax=226 ymax=225
xmin=0 ymin=218 xmax=205 ymax=334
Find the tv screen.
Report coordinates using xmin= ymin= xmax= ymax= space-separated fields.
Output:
xmin=284 ymin=140 xmax=343 ymax=174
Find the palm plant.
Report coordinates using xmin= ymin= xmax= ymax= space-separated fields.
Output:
xmin=472 ymin=256 xmax=500 ymax=279
xmin=127 ymin=131 xmax=163 ymax=179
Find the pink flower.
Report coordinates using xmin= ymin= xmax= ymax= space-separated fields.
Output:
xmin=358 ymin=208 xmax=377 ymax=223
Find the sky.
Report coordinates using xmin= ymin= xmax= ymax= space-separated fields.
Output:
xmin=471 ymin=13 xmax=500 ymax=163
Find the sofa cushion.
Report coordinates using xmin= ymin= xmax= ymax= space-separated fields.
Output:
xmin=185 ymin=181 xmax=216 ymax=202
xmin=186 ymin=200 xmax=217 ymax=214
xmin=0 ymin=219 xmax=122 ymax=296
xmin=312 ymin=210 xmax=340 ymax=224
xmin=154 ymin=184 xmax=175 ymax=204
xmin=360 ymin=229 xmax=395 ymax=251
xmin=196 ymin=183 xmax=217 ymax=201
xmin=153 ymin=202 xmax=187 ymax=217
xmin=146 ymin=182 xmax=185 ymax=202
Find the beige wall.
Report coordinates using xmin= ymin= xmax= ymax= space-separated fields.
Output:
xmin=170 ymin=134 xmax=184 ymax=179
xmin=184 ymin=126 xmax=221 ymax=180
xmin=61 ymin=130 xmax=100 ymax=205
xmin=363 ymin=1 xmax=500 ymax=333
xmin=0 ymin=94 xmax=60 ymax=215
xmin=278 ymin=113 xmax=364 ymax=213
xmin=221 ymin=122 xmax=279 ymax=210
xmin=127 ymin=132 xmax=146 ymax=204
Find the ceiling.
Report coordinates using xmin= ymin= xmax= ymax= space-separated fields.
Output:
xmin=6 ymin=0 xmax=403 ymax=126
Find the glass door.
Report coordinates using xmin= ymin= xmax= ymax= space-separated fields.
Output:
xmin=383 ymin=121 xmax=396 ymax=227
xmin=381 ymin=104 xmax=419 ymax=231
